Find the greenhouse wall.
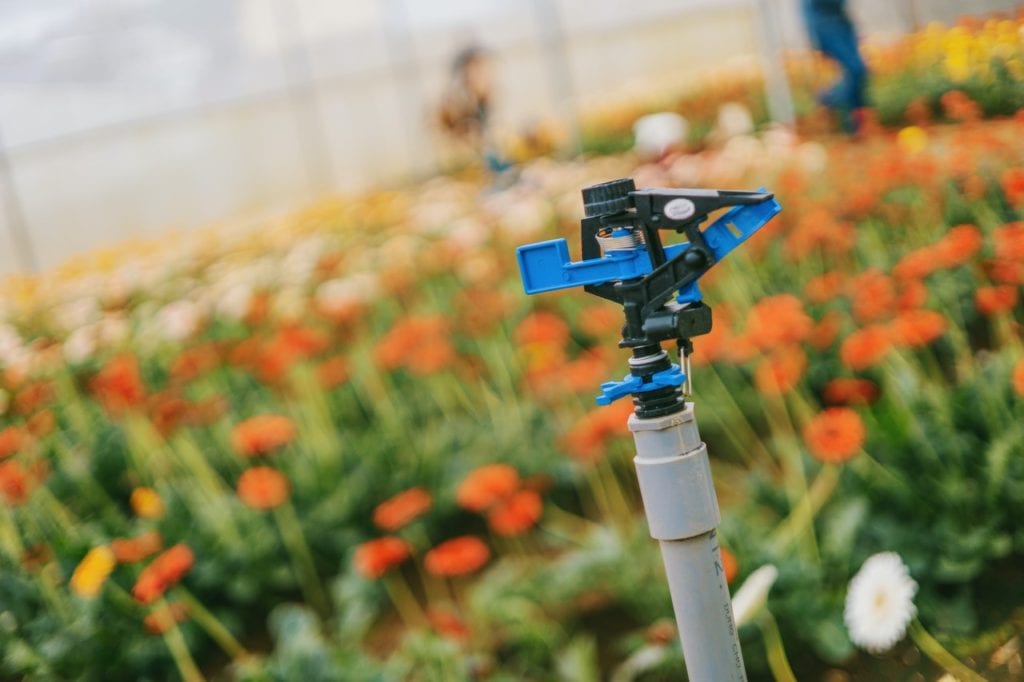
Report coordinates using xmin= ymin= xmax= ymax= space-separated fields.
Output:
xmin=0 ymin=0 xmax=1019 ymax=274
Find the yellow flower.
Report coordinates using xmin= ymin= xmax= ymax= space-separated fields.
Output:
xmin=897 ymin=126 xmax=928 ymax=155
xmin=130 ymin=487 xmax=165 ymax=519
xmin=70 ymin=546 xmax=116 ymax=598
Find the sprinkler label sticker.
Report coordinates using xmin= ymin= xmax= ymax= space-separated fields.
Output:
xmin=664 ymin=198 xmax=696 ymax=221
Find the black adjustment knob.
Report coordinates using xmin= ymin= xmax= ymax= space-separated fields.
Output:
xmin=582 ymin=178 xmax=635 ymax=217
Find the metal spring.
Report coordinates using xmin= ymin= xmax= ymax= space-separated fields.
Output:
xmin=596 ymin=229 xmax=643 ymax=253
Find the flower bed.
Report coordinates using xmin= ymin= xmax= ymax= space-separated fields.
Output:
xmin=1 ymin=88 xmax=1024 ymax=682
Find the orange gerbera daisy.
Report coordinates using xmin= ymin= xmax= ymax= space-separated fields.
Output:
xmin=111 ymin=530 xmax=164 ymax=564
xmin=823 ymin=378 xmax=879 ymax=405
xmin=849 ymin=270 xmax=896 ymax=323
xmin=316 ymin=356 xmax=350 ymax=389
xmin=427 ymin=607 xmax=471 ymax=642
xmin=720 ymin=546 xmax=739 ymax=585
xmin=935 ymin=224 xmax=983 ymax=268
xmin=487 ymin=489 xmax=543 ymax=536
xmin=132 ymin=544 xmax=195 ymax=605
xmin=26 ymin=409 xmax=54 ymax=437
xmin=577 ymin=304 xmax=622 ymax=338
xmin=353 ymin=537 xmax=412 ymax=579
xmin=169 ymin=343 xmax=220 ymax=383
xmin=91 ymin=354 xmax=147 ymax=415
xmin=515 ymin=311 xmax=570 ymax=347
xmin=231 ymin=414 xmax=296 ymax=457
xmin=744 ymin=295 xmax=813 ymax=350
xmin=803 ymin=272 xmax=845 ymax=304
xmin=809 ymin=311 xmax=842 ymax=350
xmin=975 ymin=286 xmax=1018 ymax=316
xmin=455 ymin=464 xmax=519 ymax=512
xmin=754 ymin=346 xmax=807 ymax=396
xmin=143 ymin=601 xmax=190 ymax=635
xmin=802 ymin=408 xmax=865 ymax=464
xmin=1001 ymin=168 xmax=1024 ymax=207
xmin=374 ymin=315 xmax=452 ymax=374
xmin=895 ymin=279 xmax=928 ymax=311
xmin=424 ymin=536 xmax=490 ymax=577
xmin=1013 ymin=359 xmax=1024 ymax=397
xmin=839 ymin=325 xmax=891 ymax=371
xmin=889 ymin=310 xmax=947 ymax=348
xmin=237 ymin=466 xmax=291 ymax=510
xmin=560 ymin=399 xmax=634 ymax=464
xmin=373 ymin=487 xmax=433 ymax=531
xmin=0 ymin=425 xmax=27 ymax=459
xmin=893 ymin=245 xmax=939 ymax=281
xmin=0 ymin=460 xmax=36 ymax=506
xmin=994 ymin=222 xmax=1024 ymax=261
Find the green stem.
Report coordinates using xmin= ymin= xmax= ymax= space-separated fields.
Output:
xmin=768 ymin=464 xmax=840 ymax=554
xmin=156 ymin=598 xmax=205 ymax=682
xmin=273 ymin=502 xmax=331 ymax=618
xmin=759 ymin=610 xmax=797 ymax=682
xmin=909 ymin=619 xmax=986 ymax=682
xmin=176 ymin=588 xmax=249 ymax=661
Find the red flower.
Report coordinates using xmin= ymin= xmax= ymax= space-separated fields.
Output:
xmin=754 ymin=346 xmax=806 ymax=395
xmin=824 ymin=378 xmax=879 ymax=405
xmin=143 ymin=601 xmax=190 ymax=635
xmin=935 ymin=224 xmax=982 ymax=268
xmin=487 ymin=489 xmax=543 ymax=536
xmin=132 ymin=544 xmax=195 ymax=604
xmin=427 ymin=607 xmax=470 ymax=641
xmin=889 ymin=310 xmax=947 ymax=348
xmin=1001 ymin=168 xmax=1024 ymax=207
xmin=720 ymin=546 xmax=739 ymax=585
xmin=839 ymin=325 xmax=891 ymax=371
xmin=976 ymin=286 xmax=1018 ymax=316
xmin=560 ymin=400 xmax=634 ymax=464
xmin=0 ymin=426 xmax=27 ymax=459
xmin=994 ymin=222 xmax=1024 ymax=261
xmin=893 ymin=246 xmax=939 ymax=281
xmin=1013 ymin=359 xmax=1024 ymax=397
xmin=237 ymin=466 xmax=291 ymax=510
xmin=577 ymin=305 xmax=622 ymax=338
xmin=803 ymin=408 xmax=865 ymax=464
xmin=0 ymin=460 xmax=35 ymax=505
xmin=803 ymin=272 xmax=845 ymax=305
xmin=169 ymin=344 xmax=220 ymax=383
xmin=316 ymin=356 xmax=350 ymax=389
xmin=744 ymin=295 xmax=813 ymax=350
xmin=809 ymin=311 xmax=842 ymax=350
xmin=374 ymin=316 xmax=454 ymax=376
xmin=91 ymin=355 xmax=146 ymax=414
xmin=424 ymin=536 xmax=490 ymax=577
xmin=111 ymin=530 xmax=164 ymax=564
xmin=515 ymin=311 xmax=570 ymax=347
xmin=373 ymin=487 xmax=433 ymax=531
xmin=849 ymin=269 xmax=896 ymax=323
xmin=456 ymin=464 xmax=520 ymax=512
xmin=353 ymin=537 xmax=412 ymax=579
xmin=231 ymin=415 xmax=296 ymax=457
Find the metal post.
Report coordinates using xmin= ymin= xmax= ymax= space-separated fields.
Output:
xmin=529 ymin=0 xmax=582 ymax=156
xmin=0 ymin=125 xmax=38 ymax=273
xmin=752 ymin=0 xmax=796 ymax=127
xmin=630 ymin=403 xmax=746 ymax=681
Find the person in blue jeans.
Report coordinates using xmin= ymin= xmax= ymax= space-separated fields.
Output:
xmin=802 ymin=0 xmax=868 ymax=133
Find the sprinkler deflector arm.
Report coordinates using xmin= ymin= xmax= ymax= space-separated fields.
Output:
xmin=515 ymin=178 xmax=780 ymax=680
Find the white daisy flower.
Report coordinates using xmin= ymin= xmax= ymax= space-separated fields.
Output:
xmin=731 ymin=564 xmax=778 ymax=627
xmin=844 ymin=551 xmax=918 ymax=653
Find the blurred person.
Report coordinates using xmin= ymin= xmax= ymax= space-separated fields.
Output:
xmin=437 ymin=45 xmax=511 ymax=174
xmin=802 ymin=0 xmax=868 ymax=133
